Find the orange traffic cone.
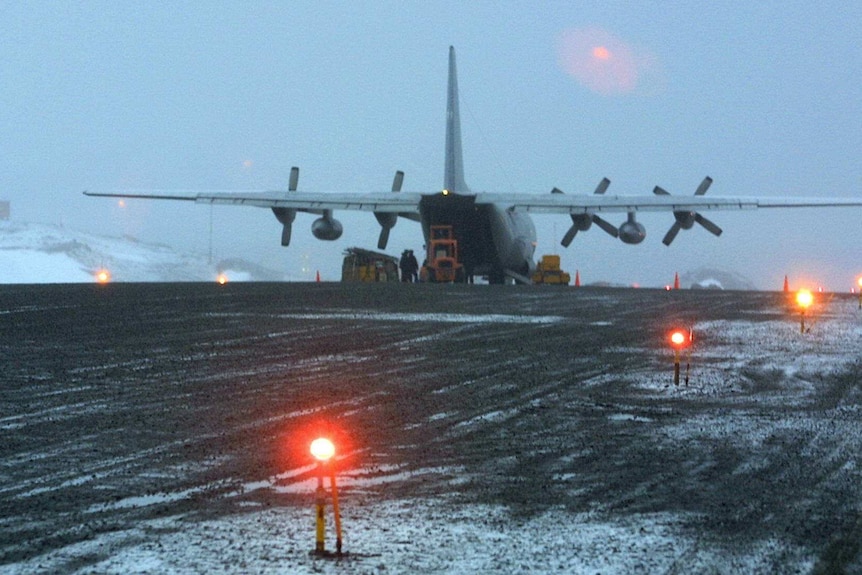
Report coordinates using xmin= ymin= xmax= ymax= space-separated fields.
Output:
xmin=673 ymin=272 xmax=680 ymax=290
xmin=574 ymin=270 xmax=580 ymax=287
xmin=783 ymin=275 xmax=789 ymax=292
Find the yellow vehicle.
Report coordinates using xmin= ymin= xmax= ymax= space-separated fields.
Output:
xmin=531 ymin=254 xmax=571 ymax=285
xmin=341 ymin=247 xmax=399 ymax=282
xmin=420 ymin=225 xmax=466 ymax=283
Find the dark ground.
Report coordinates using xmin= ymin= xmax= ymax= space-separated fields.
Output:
xmin=1 ymin=283 xmax=861 ymax=573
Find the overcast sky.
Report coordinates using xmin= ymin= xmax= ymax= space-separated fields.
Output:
xmin=3 ymin=1 xmax=861 ymax=289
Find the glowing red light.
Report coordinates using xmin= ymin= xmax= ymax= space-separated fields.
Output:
xmin=796 ymin=289 xmax=813 ymax=309
xmin=670 ymin=330 xmax=689 ymax=348
xmin=310 ymin=438 xmax=335 ymax=462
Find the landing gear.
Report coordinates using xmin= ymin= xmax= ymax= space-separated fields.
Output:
xmin=488 ymin=269 xmax=505 ymax=285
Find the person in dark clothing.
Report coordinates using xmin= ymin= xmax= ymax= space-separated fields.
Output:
xmin=407 ymin=250 xmax=419 ymax=283
xmin=399 ymin=250 xmax=411 ymax=282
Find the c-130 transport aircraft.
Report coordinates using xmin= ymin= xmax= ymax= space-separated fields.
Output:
xmin=86 ymin=47 xmax=862 ymax=284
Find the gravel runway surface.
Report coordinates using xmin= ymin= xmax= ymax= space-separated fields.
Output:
xmin=1 ymin=283 xmax=861 ymax=573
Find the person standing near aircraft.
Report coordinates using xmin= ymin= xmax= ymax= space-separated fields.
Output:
xmin=407 ymin=250 xmax=419 ymax=282
xmin=399 ymin=250 xmax=412 ymax=282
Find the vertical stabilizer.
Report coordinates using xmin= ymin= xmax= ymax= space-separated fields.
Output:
xmin=444 ymin=46 xmax=470 ymax=193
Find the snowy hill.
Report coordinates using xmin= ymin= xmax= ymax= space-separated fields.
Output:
xmin=0 ymin=221 xmax=285 ymax=283
xmin=680 ymin=267 xmax=757 ymax=290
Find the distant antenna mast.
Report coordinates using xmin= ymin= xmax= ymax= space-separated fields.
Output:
xmin=208 ymin=204 xmax=214 ymax=264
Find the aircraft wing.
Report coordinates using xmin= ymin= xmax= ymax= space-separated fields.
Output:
xmin=83 ymin=189 xmax=424 ymax=214
xmin=475 ymin=192 xmax=862 ymax=214
xmin=84 ymin=188 xmax=862 ymax=214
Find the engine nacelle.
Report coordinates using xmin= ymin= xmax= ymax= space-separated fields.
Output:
xmin=572 ymin=213 xmax=592 ymax=231
xmin=674 ymin=211 xmax=696 ymax=230
xmin=375 ymin=212 xmax=397 ymax=230
xmin=311 ymin=216 xmax=343 ymax=240
xmin=619 ymin=213 xmax=646 ymax=245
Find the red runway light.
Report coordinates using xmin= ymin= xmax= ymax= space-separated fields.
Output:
xmin=796 ymin=289 xmax=813 ymax=309
xmin=310 ymin=438 xmax=335 ymax=462
xmin=670 ymin=330 xmax=689 ymax=348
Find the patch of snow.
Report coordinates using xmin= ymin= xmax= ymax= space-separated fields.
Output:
xmin=273 ymin=311 xmax=566 ymax=324
xmin=608 ymin=413 xmax=654 ymax=423
xmin=3 ymin=499 xmax=815 ymax=574
xmin=0 ymin=221 xmax=283 ymax=283
xmin=695 ymin=278 xmax=723 ymax=289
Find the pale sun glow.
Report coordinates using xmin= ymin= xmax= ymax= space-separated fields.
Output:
xmin=592 ymin=46 xmax=611 ymax=60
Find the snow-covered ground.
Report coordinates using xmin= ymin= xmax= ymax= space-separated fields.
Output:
xmin=17 ymin=497 xmax=801 ymax=574
xmin=0 ymin=221 xmax=283 ymax=283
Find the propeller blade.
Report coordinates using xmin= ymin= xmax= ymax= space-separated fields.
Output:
xmin=560 ymin=225 xmax=578 ymax=248
xmin=592 ymin=215 xmax=619 ymax=238
xmin=281 ymin=222 xmax=293 ymax=247
xmin=377 ymin=225 xmax=391 ymax=250
xmin=289 ymin=167 xmax=299 ymax=191
xmin=594 ymin=178 xmax=611 ymax=195
xmin=662 ymin=222 xmax=682 ymax=246
xmin=694 ymin=213 xmax=723 ymax=236
xmin=392 ymin=170 xmax=404 ymax=192
xmin=694 ymin=176 xmax=713 ymax=196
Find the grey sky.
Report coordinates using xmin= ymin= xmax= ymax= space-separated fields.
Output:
xmin=3 ymin=1 xmax=861 ymax=288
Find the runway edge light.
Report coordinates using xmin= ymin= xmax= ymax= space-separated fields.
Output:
xmin=309 ymin=437 xmax=343 ymax=556
xmin=796 ymin=289 xmax=813 ymax=334
xmin=310 ymin=437 xmax=335 ymax=462
xmin=669 ymin=329 xmax=691 ymax=386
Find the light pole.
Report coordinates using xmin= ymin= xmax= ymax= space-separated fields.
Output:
xmin=310 ymin=437 xmax=343 ymax=556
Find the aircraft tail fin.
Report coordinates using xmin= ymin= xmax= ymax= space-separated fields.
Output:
xmin=444 ymin=46 xmax=470 ymax=193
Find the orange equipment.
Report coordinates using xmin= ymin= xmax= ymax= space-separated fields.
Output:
xmin=420 ymin=225 xmax=465 ymax=283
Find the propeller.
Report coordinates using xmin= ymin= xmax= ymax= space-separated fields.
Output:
xmin=375 ymin=170 xmax=404 ymax=250
xmin=653 ymin=176 xmax=722 ymax=246
xmin=272 ymin=166 xmax=299 ymax=246
xmin=555 ymin=178 xmax=619 ymax=247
